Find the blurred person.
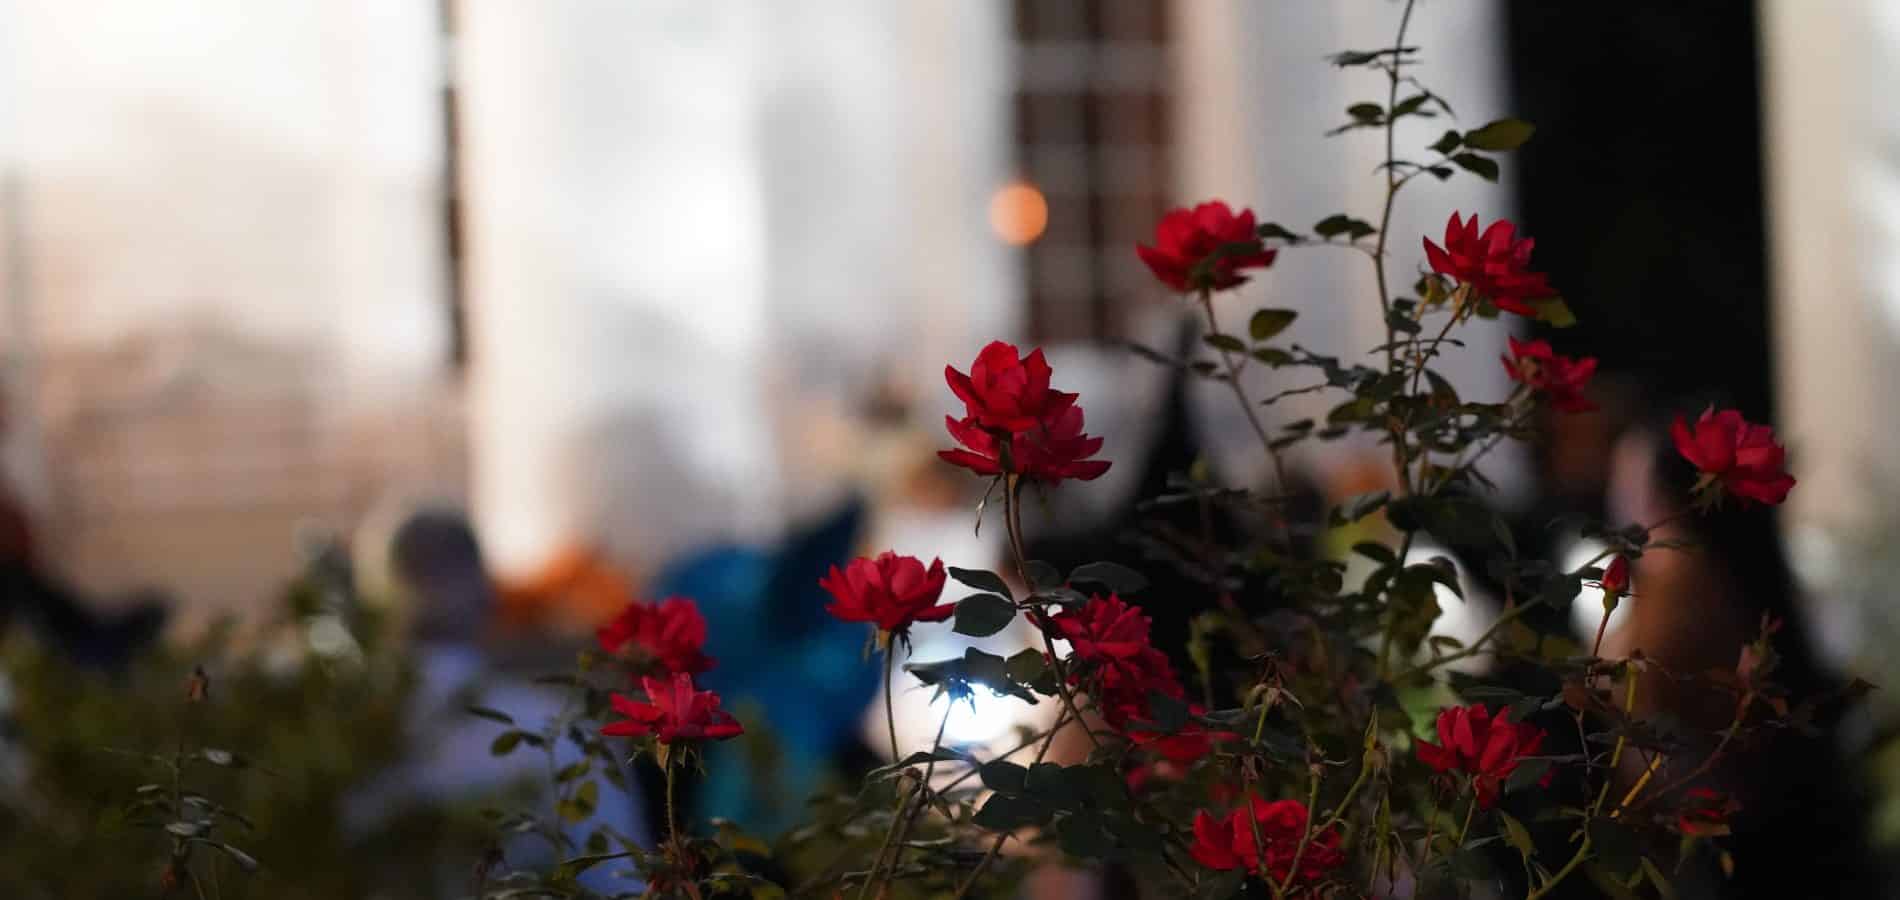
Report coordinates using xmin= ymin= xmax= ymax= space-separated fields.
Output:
xmin=344 ymin=508 xmax=648 ymax=894
xmin=1589 ymin=406 xmax=1875 ymax=898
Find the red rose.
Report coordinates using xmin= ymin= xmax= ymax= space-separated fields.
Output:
xmin=1423 ymin=212 xmax=1553 ymax=315
xmin=1677 ymin=787 xmax=1736 ymax=836
xmin=1414 ymin=703 xmax=1549 ymax=808
xmin=1672 ymin=407 xmax=1796 ymax=506
xmin=818 ymin=551 xmax=954 ymax=635
xmin=596 ymin=596 xmax=714 ymax=675
xmin=1501 ymin=337 xmax=1597 ymax=413
xmin=1125 ymin=702 xmax=1240 ymax=764
xmin=944 ymin=341 xmax=1076 ymax=433
xmin=1598 ymin=554 xmax=1630 ymax=599
xmin=1136 ymin=201 xmax=1277 ymax=293
xmin=602 ymin=672 xmax=744 ymax=744
xmin=1038 ymin=593 xmax=1183 ymax=731
xmin=1189 ymin=796 xmax=1344 ymax=886
xmin=940 ymin=402 xmax=1111 ymax=484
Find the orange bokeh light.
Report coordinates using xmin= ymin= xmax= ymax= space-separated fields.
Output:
xmin=988 ymin=181 xmax=1048 ymax=246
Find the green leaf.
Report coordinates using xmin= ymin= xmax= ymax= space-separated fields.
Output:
xmin=1023 ymin=560 xmax=1062 ymax=590
xmin=1005 ymin=648 xmax=1047 ymax=685
xmin=554 ymin=759 xmax=591 ymax=783
xmin=948 ymin=567 xmax=1012 ymax=599
xmin=194 ymin=840 xmax=260 ymax=873
xmin=952 ymin=593 xmax=1017 ymax=638
xmin=1525 ymin=296 xmax=1577 ymax=327
xmin=1504 ymin=757 xmax=1552 ymax=795
xmin=1331 ymin=490 xmax=1390 ymax=526
xmin=165 ymin=821 xmax=207 ymax=838
xmin=552 ymin=851 xmax=633 ymax=881
xmin=1204 ymin=333 xmax=1247 ymax=354
xmin=973 ymin=794 xmax=1049 ymax=831
xmin=466 ymin=705 xmax=516 ymax=726
xmin=1641 ymin=857 xmax=1680 ymax=900
xmin=1256 ymin=222 xmax=1303 ymax=242
xmin=1386 ymin=310 xmax=1422 ymax=335
xmin=490 ymin=731 xmax=523 ymax=756
xmin=1347 ymin=102 xmax=1384 ymax=122
xmin=980 ymin=760 xmax=1029 ymax=794
xmin=1583 ymin=862 xmax=1643 ymax=900
xmin=1429 ymin=129 xmax=1463 ymax=154
xmin=1463 ymin=117 xmax=1536 ymax=151
xmin=1314 ymin=213 xmax=1377 ymax=240
xmin=1069 ymin=561 xmax=1149 ymax=594
xmin=1353 ymin=542 xmax=1399 ymax=565
xmin=1057 ymin=812 xmax=1116 ymax=859
xmin=1250 ymin=347 xmax=1293 ymax=367
xmin=557 ymin=780 xmax=599 ymax=823
xmin=1450 ymin=152 xmax=1500 ymax=182
xmin=1249 ymin=308 xmax=1299 ymax=341
xmin=1498 ymin=809 xmax=1535 ymax=861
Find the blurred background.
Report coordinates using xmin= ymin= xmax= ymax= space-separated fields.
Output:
xmin=1 ymin=0 xmax=1897 ymax=896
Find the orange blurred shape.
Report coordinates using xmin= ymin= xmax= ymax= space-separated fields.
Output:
xmin=497 ymin=544 xmax=640 ymax=632
xmin=989 ymin=181 xmax=1048 ymax=246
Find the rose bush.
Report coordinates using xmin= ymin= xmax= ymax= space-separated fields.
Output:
xmin=115 ymin=4 xmax=1862 ymax=898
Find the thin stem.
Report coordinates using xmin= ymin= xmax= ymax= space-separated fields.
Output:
xmin=1004 ymin=476 xmax=1099 ymax=752
xmin=1454 ymin=792 xmax=1478 ymax=847
xmin=883 ymin=645 xmax=902 ymax=763
xmin=1524 ymin=839 xmax=1591 ymax=900
xmin=664 ymin=757 xmax=679 ymax=851
xmin=1275 ymin=768 xmax=1325 ymax=894
xmin=1197 ymin=290 xmax=1289 ymax=495
xmin=1318 ymin=761 xmax=1373 ymax=833
xmin=1372 ymin=0 xmax=1422 ymax=496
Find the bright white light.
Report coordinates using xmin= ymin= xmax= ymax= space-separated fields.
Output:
xmin=865 ymin=619 xmax=1056 ymax=761
xmin=1562 ymin=537 xmax=1633 ymax=642
xmin=1404 ymin=540 xmax=1496 ymax=675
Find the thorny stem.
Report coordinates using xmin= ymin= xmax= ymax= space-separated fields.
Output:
xmin=1197 ymin=290 xmax=1291 ymax=497
xmin=1004 ymin=475 xmax=1099 ymax=752
xmin=664 ymin=757 xmax=679 ymax=852
xmin=883 ymin=646 xmax=902 ymax=764
xmin=1275 ymin=767 xmax=1325 ymax=894
xmin=1373 ymin=0 xmax=1422 ymax=497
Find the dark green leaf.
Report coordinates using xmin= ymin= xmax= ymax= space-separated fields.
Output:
xmin=552 ymin=851 xmax=633 ymax=881
xmin=1314 ymin=214 xmax=1377 ymax=240
xmin=490 ymin=731 xmax=523 ymax=756
xmin=1069 ymin=561 xmax=1148 ymax=594
xmin=1204 ymin=333 xmax=1247 ymax=354
xmin=948 ymin=567 xmax=1012 ymax=599
xmin=1332 ymin=490 xmax=1390 ymax=525
xmin=980 ymin=760 xmax=1029 ymax=794
xmin=973 ymin=794 xmax=1049 ymax=831
xmin=1504 ymin=758 xmax=1552 ymax=795
xmin=1498 ymin=809 xmax=1535 ymax=861
xmin=1347 ymin=102 xmax=1384 ymax=122
xmin=1525 ymin=296 xmax=1577 ymax=327
xmin=1256 ymin=222 xmax=1303 ymax=242
xmin=1642 ymin=857 xmax=1680 ymax=900
xmin=1429 ymin=129 xmax=1463 ymax=154
xmin=1249 ymin=308 xmax=1299 ymax=341
xmin=1004 ymin=648 xmax=1046 ymax=685
xmin=1250 ymin=347 xmax=1293 ymax=367
xmin=1463 ymin=117 xmax=1536 ymax=152
xmin=467 ymin=705 xmax=516 ymax=726
xmin=953 ymin=593 xmax=1017 ymax=638
xmin=557 ymin=780 xmax=599 ymax=823
xmin=1023 ymin=560 xmax=1062 ymax=591
xmin=1450 ymin=152 xmax=1499 ymax=182
xmin=1386 ymin=310 xmax=1422 ymax=335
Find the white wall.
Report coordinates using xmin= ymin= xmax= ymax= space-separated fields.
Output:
xmin=457 ymin=0 xmax=1019 ymax=576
